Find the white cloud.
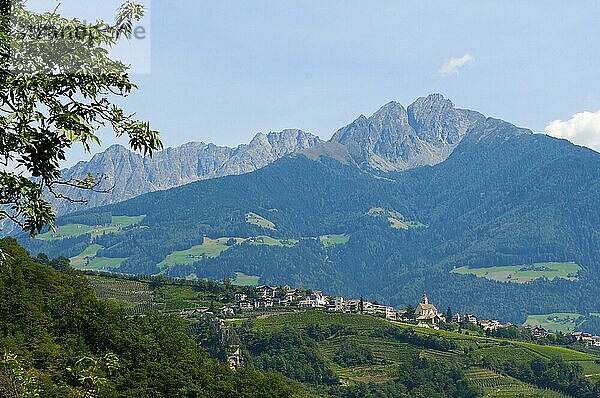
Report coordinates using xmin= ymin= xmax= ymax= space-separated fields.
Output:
xmin=545 ymin=110 xmax=600 ymax=152
xmin=439 ymin=54 xmax=475 ymax=76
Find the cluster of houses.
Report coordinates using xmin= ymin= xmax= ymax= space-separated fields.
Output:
xmin=569 ymin=331 xmax=600 ymax=347
xmin=412 ymin=293 xmax=509 ymax=331
xmin=182 ymin=284 xmax=600 ymax=344
xmin=229 ymin=287 xmax=510 ymax=332
xmin=514 ymin=327 xmax=600 ymax=346
xmin=180 ymin=284 xmax=600 ymax=351
xmin=230 ymin=285 xmax=400 ymax=320
xmin=176 ymin=282 xmax=600 ymax=373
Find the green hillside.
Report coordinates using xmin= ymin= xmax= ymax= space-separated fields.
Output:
xmin=0 ymin=238 xmax=303 ymax=397
xmin=15 ymin=119 xmax=600 ymax=326
xmin=7 ymin=250 xmax=596 ymax=398
xmin=249 ymin=311 xmax=600 ymax=397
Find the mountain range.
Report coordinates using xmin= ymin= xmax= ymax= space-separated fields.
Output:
xmin=17 ymin=94 xmax=600 ymax=324
xmin=50 ymin=129 xmax=322 ymax=215
xmin=51 ymin=94 xmax=485 ymax=215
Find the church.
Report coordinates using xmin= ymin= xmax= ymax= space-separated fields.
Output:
xmin=415 ymin=293 xmax=445 ymax=325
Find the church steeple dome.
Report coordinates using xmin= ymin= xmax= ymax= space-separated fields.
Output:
xmin=422 ymin=292 xmax=429 ymax=305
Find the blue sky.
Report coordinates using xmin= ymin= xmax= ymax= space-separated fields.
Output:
xmin=30 ymin=0 xmax=600 ymax=163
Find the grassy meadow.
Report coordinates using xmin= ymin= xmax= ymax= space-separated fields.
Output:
xmin=367 ymin=207 xmax=427 ymax=229
xmin=70 ymin=243 xmax=102 ymax=268
xmin=319 ymin=234 xmax=350 ymax=247
xmin=523 ymin=313 xmax=585 ymax=333
xmin=245 ymin=212 xmax=276 ymax=230
xmin=452 ymin=262 xmax=581 ymax=284
xmin=37 ymin=215 xmax=145 ymax=241
xmin=158 ymin=237 xmax=243 ymax=267
xmin=232 ymin=272 xmax=260 ymax=286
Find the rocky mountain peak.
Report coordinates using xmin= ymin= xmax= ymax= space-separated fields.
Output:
xmin=50 ymin=129 xmax=321 ymax=215
xmin=329 ymin=94 xmax=485 ymax=171
xmin=371 ymin=101 xmax=408 ymax=119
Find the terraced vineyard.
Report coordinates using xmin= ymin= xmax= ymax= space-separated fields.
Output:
xmin=254 ymin=311 xmax=600 ymax=389
xmin=86 ymin=276 xmax=162 ymax=314
xmin=78 ymin=274 xmax=600 ymax=395
xmin=155 ymin=285 xmax=221 ymax=311
xmin=85 ymin=274 xmax=228 ymax=314
xmin=470 ymin=345 xmax=542 ymax=363
xmin=464 ymin=368 xmax=570 ymax=397
xmin=255 ymin=311 xmax=391 ymax=332
xmin=514 ymin=341 xmax=598 ymax=361
xmin=317 ymin=332 xmax=458 ymax=383
xmin=88 ymin=276 xmax=153 ymax=302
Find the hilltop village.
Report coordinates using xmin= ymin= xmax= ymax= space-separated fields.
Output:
xmin=180 ymin=283 xmax=600 ymax=348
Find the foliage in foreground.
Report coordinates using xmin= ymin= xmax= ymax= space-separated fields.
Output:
xmin=0 ymin=1 xmax=161 ymax=236
xmin=0 ymin=238 xmax=303 ymax=397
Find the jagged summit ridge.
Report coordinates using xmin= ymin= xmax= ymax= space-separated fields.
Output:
xmin=51 ymin=129 xmax=322 ymax=215
xmin=329 ymin=94 xmax=486 ymax=170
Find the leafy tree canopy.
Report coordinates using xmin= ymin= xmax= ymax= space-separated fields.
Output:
xmin=0 ymin=0 xmax=162 ymax=236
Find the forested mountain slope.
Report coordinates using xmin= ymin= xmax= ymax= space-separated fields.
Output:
xmin=17 ymin=115 xmax=600 ymax=323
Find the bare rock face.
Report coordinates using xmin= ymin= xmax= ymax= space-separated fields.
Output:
xmin=52 ymin=129 xmax=321 ymax=215
xmin=330 ymin=94 xmax=485 ymax=171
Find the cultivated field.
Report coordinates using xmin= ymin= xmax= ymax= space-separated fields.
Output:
xmin=452 ymin=262 xmax=581 ymax=283
xmin=37 ymin=215 xmax=145 ymax=241
xmin=245 ymin=212 xmax=276 ymax=230
xmin=523 ymin=313 xmax=584 ymax=333
xmin=319 ymin=234 xmax=350 ymax=247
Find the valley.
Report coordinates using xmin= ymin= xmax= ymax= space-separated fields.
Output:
xmin=11 ymin=96 xmax=600 ymax=358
